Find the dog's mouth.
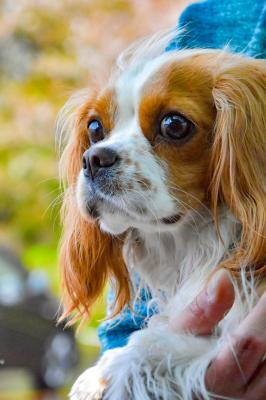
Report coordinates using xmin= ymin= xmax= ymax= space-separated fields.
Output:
xmin=83 ymin=188 xmax=183 ymax=229
xmin=87 ymin=201 xmax=182 ymax=227
xmin=86 ymin=203 xmax=100 ymax=219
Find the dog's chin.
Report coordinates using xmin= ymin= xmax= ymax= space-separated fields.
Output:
xmin=76 ymin=175 xmax=185 ymax=234
xmin=79 ymin=199 xmax=185 ymax=235
xmin=97 ymin=210 xmax=185 ymax=236
xmin=99 ymin=218 xmax=130 ymax=235
xmin=77 ymin=199 xmax=132 ymax=235
xmin=77 ymin=191 xmax=184 ymax=235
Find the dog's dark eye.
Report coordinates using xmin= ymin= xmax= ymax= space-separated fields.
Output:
xmin=87 ymin=119 xmax=104 ymax=143
xmin=160 ymin=114 xmax=194 ymax=141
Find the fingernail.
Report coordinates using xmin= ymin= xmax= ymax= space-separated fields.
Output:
xmin=206 ymin=269 xmax=228 ymax=303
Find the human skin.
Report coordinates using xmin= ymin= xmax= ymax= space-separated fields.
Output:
xmin=169 ymin=271 xmax=266 ymax=399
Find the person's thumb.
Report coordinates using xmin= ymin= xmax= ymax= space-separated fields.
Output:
xmin=169 ymin=270 xmax=235 ymax=335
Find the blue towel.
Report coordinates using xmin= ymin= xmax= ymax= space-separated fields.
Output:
xmin=167 ymin=0 xmax=266 ymax=59
xmin=98 ymin=0 xmax=266 ymax=353
xmin=98 ymin=282 xmax=155 ymax=352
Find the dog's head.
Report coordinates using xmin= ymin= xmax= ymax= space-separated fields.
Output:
xmin=58 ymin=38 xmax=266 ymax=323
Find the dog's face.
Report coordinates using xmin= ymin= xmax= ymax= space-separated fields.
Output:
xmin=76 ymin=51 xmax=217 ymax=235
xmin=59 ymin=47 xmax=266 ymax=322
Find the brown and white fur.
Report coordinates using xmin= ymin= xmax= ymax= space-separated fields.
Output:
xmin=57 ymin=33 xmax=266 ymax=399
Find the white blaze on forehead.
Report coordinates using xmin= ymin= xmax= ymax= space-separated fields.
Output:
xmin=106 ymin=48 xmax=216 ymax=153
xmin=104 ymin=49 xmax=209 ymax=147
xmin=116 ymin=48 xmax=217 ymax=109
xmin=115 ymin=51 xmax=175 ymax=121
xmin=110 ymin=52 xmax=177 ymax=142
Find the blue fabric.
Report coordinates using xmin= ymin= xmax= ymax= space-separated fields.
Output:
xmin=98 ymin=282 xmax=156 ymax=352
xmin=98 ymin=0 xmax=266 ymax=354
xmin=167 ymin=0 xmax=266 ymax=59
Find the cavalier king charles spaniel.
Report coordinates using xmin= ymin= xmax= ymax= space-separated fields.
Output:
xmin=57 ymin=33 xmax=266 ymax=399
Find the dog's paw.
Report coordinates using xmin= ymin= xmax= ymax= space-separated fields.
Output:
xmin=69 ymin=365 xmax=107 ymax=400
xmin=69 ymin=348 xmax=126 ymax=400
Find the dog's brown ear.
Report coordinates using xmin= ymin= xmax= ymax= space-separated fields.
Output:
xmin=59 ymin=194 xmax=130 ymax=325
xmin=58 ymin=92 xmax=130 ymax=325
xmin=210 ymin=58 xmax=266 ymax=277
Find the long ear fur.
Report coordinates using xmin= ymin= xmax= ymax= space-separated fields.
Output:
xmin=57 ymin=92 xmax=130 ymax=324
xmin=210 ymin=58 xmax=266 ymax=277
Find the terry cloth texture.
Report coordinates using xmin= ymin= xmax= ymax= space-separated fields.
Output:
xmin=167 ymin=0 xmax=266 ymax=58
xmin=98 ymin=0 xmax=266 ymax=353
xmin=98 ymin=280 xmax=156 ymax=352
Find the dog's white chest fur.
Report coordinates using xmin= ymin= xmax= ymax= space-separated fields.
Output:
xmin=70 ymin=211 xmax=254 ymax=400
xmin=125 ymin=210 xmax=236 ymax=297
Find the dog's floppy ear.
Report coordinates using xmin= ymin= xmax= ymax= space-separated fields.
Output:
xmin=57 ymin=92 xmax=130 ymax=324
xmin=210 ymin=58 xmax=266 ymax=277
xmin=59 ymin=197 xmax=130 ymax=325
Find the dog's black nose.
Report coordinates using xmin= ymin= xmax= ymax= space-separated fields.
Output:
xmin=82 ymin=147 xmax=119 ymax=179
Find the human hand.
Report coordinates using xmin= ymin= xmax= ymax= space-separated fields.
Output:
xmin=169 ymin=271 xmax=266 ymax=399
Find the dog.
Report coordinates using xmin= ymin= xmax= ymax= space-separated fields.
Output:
xmin=57 ymin=32 xmax=266 ymax=399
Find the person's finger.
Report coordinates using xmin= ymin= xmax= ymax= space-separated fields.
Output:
xmin=205 ymin=335 xmax=265 ymax=395
xmin=245 ymin=360 xmax=266 ymax=399
xmin=206 ymin=293 xmax=266 ymax=395
xmin=234 ymin=292 xmax=266 ymax=340
xmin=169 ymin=270 xmax=235 ymax=335
xmin=232 ymin=291 xmax=266 ymax=383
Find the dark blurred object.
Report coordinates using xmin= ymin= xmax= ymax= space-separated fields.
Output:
xmin=0 ymin=246 xmax=78 ymax=390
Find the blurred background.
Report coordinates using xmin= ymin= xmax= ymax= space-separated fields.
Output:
xmin=0 ymin=1 xmax=192 ymax=398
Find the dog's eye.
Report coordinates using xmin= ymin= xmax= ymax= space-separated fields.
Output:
xmin=87 ymin=119 xmax=104 ymax=143
xmin=160 ymin=114 xmax=194 ymax=141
